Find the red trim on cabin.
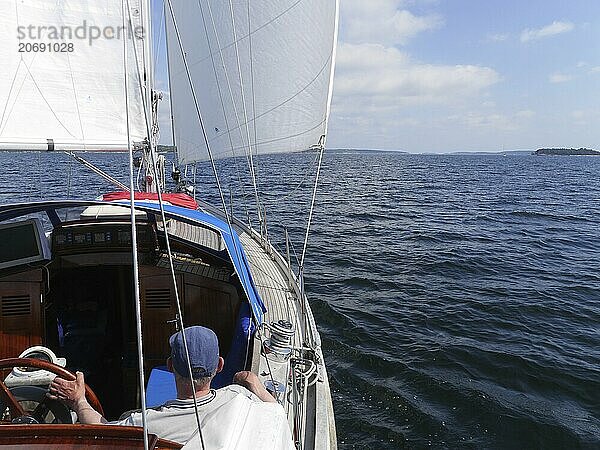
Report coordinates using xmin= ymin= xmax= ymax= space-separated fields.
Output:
xmin=102 ymin=192 xmax=199 ymax=210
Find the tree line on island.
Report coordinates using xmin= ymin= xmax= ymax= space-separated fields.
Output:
xmin=533 ymin=148 xmax=600 ymax=156
xmin=157 ymin=145 xmax=176 ymax=153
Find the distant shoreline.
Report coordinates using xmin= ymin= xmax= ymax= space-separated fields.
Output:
xmin=325 ymin=148 xmax=600 ymax=156
xmin=150 ymin=146 xmax=600 ymax=156
xmin=533 ymin=148 xmax=600 ymax=156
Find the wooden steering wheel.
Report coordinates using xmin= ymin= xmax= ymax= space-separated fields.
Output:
xmin=0 ymin=358 xmax=104 ymax=423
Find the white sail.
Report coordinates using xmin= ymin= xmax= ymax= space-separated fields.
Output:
xmin=0 ymin=0 xmax=148 ymax=151
xmin=166 ymin=0 xmax=339 ymax=164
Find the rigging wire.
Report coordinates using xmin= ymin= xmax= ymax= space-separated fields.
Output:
xmin=127 ymin=0 xmax=213 ymax=449
xmin=245 ymin=0 xmax=263 ymax=234
xmin=201 ymin=0 xmax=255 ymax=219
xmin=165 ymin=0 xmax=246 ymax=268
xmin=124 ymin=1 xmax=207 ymax=448
xmin=121 ymin=1 xmax=149 ymax=449
xmin=66 ymin=153 xmax=73 ymax=199
xmin=153 ymin=0 xmax=166 ymax=81
xmin=300 ymin=147 xmax=325 ymax=269
xmin=166 ymin=0 xmax=283 ymax=415
xmin=224 ymin=0 xmax=264 ymax=234
xmin=162 ymin=1 xmax=179 ymax=171
xmin=261 ymin=151 xmax=320 ymax=204
xmin=136 ymin=158 xmax=143 ymax=192
xmin=195 ymin=0 xmax=249 ymax=219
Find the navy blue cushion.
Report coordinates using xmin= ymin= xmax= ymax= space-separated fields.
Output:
xmin=212 ymin=302 xmax=254 ymax=389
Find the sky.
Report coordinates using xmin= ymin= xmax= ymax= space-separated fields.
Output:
xmin=154 ymin=0 xmax=600 ymax=153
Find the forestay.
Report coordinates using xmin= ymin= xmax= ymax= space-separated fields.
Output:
xmin=166 ymin=0 xmax=339 ymax=164
xmin=0 ymin=0 xmax=148 ymax=151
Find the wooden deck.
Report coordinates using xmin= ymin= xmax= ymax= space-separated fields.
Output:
xmin=173 ymin=202 xmax=337 ymax=449
xmin=238 ymin=230 xmax=337 ymax=450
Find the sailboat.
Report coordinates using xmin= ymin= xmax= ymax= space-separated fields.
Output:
xmin=0 ymin=0 xmax=339 ymax=448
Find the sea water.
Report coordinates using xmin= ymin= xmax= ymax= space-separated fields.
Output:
xmin=1 ymin=150 xmax=598 ymax=448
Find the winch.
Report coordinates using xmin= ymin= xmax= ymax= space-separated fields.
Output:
xmin=263 ymin=320 xmax=295 ymax=361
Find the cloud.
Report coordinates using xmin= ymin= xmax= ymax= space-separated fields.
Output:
xmin=549 ymin=73 xmax=572 ymax=83
xmin=516 ymin=109 xmax=535 ymax=119
xmin=328 ymin=2 xmax=502 ymax=150
xmin=330 ymin=42 xmax=501 ymax=148
xmin=520 ymin=21 xmax=574 ymax=42
xmin=487 ymin=33 xmax=509 ymax=42
xmin=455 ymin=109 xmax=535 ymax=132
xmin=570 ymin=109 xmax=599 ymax=126
xmin=341 ymin=0 xmax=443 ymax=46
xmin=334 ymin=43 xmax=500 ymax=107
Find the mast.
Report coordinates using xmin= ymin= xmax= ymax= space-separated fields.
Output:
xmin=141 ymin=0 xmax=163 ymax=193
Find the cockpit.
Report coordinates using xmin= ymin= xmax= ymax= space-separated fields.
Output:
xmin=0 ymin=201 xmax=260 ymax=447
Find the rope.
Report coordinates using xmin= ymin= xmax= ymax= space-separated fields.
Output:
xmin=121 ymin=2 xmax=149 ymax=449
xmin=298 ymin=147 xmax=325 ymax=348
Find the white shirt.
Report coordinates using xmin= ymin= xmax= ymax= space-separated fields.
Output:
xmin=112 ymin=385 xmax=294 ymax=450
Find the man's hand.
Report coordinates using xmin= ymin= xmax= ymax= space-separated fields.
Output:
xmin=233 ymin=371 xmax=277 ymax=403
xmin=47 ymin=371 xmax=86 ymax=410
xmin=46 ymin=372 xmax=106 ymax=424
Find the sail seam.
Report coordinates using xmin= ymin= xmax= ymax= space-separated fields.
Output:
xmin=65 ymin=50 xmax=86 ymax=148
xmin=224 ymin=0 xmax=264 ymax=234
xmin=185 ymin=0 xmax=304 ymax=70
xmin=0 ymin=60 xmax=24 ymax=136
xmin=196 ymin=0 xmax=250 ymax=213
xmin=0 ymin=0 xmax=24 ymax=134
xmin=208 ymin=52 xmax=333 ymax=146
xmin=19 ymin=59 xmax=77 ymax=139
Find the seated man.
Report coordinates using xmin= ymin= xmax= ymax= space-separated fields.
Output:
xmin=48 ymin=326 xmax=294 ymax=449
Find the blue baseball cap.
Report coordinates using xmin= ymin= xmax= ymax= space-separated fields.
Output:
xmin=169 ymin=326 xmax=219 ymax=379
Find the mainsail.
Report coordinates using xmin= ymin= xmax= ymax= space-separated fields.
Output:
xmin=0 ymin=0 xmax=148 ymax=151
xmin=166 ymin=0 xmax=339 ymax=165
